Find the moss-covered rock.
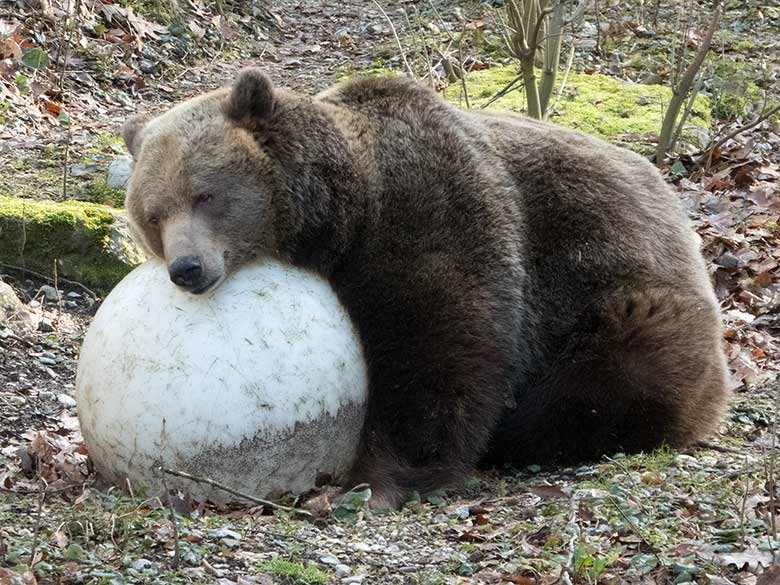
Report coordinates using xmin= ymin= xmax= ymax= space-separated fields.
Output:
xmin=0 ymin=196 xmax=144 ymax=293
xmin=444 ymin=67 xmax=711 ymax=151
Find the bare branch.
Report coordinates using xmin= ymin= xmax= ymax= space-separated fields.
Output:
xmin=656 ymin=0 xmax=723 ymax=163
xmin=371 ymin=0 xmax=414 ymax=78
xmin=696 ymin=102 xmax=780 ymax=170
xmin=161 ymin=467 xmax=312 ymax=516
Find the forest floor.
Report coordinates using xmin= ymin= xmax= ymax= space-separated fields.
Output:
xmin=2 ymin=0 xmax=780 ymax=584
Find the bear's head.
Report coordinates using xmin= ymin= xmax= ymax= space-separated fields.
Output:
xmin=123 ymin=68 xmax=281 ymax=294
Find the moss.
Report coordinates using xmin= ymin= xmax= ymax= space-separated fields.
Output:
xmin=0 ymin=196 xmax=142 ymax=292
xmin=443 ymin=66 xmax=711 ymax=150
xmin=707 ymin=57 xmax=764 ymax=121
xmin=118 ymin=0 xmax=177 ymax=24
xmin=86 ymin=176 xmax=126 ymax=208
xmin=257 ymin=559 xmax=329 ymax=585
xmin=732 ymin=39 xmax=757 ymax=52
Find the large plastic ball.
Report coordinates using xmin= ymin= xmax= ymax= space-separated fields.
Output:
xmin=75 ymin=259 xmax=367 ymax=503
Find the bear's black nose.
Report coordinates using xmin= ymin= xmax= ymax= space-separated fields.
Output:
xmin=169 ymin=255 xmax=203 ymax=289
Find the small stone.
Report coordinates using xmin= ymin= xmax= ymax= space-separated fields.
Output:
xmin=351 ymin=543 xmax=370 ymax=552
xmin=452 ymin=505 xmax=470 ymax=520
xmin=29 ymin=300 xmax=40 ymax=308
xmin=385 ymin=544 xmax=400 ymax=554
xmin=699 ymin=456 xmax=718 ymax=467
xmin=66 ymin=291 xmax=82 ymax=299
xmin=341 ymin=577 xmax=364 ymax=584
xmin=39 ymin=285 xmax=60 ymax=302
xmin=220 ymin=538 xmax=241 ymax=548
xmin=65 ymin=301 xmax=78 ymax=309
xmin=131 ymin=558 xmax=153 ymax=571
xmin=320 ymin=556 xmax=339 ymax=565
xmin=8 ymin=395 xmax=26 ymax=406
xmin=674 ymin=454 xmax=699 ymax=467
xmin=108 ymin=155 xmax=134 ymax=189
xmin=208 ymin=528 xmax=242 ymax=540
xmin=39 ymin=357 xmax=57 ymax=366
xmin=38 ymin=320 xmax=55 ymax=333
xmin=38 ymin=391 xmax=55 ymax=400
xmin=58 ymin=394 xmax=77 ymax=408
xmin=139 ymin=59 xmax=156 ymax=74
xmin=399 ymin=567 xmax=417 ymax=573
xmin=0 ymin=281 xmax=32 ymax=330
xmin=335 ymin=564 xmax=351 ymax=578
xmin=41 ymin=351 xmax=56 ymax=360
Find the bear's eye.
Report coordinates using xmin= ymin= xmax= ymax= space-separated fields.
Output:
xmin=195 ymin=193 xmax=214 ymax=208
xmin=148 ymin=216 xmax=159 ymax=226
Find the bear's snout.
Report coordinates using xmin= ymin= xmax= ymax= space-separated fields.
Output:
xmin=169 ymin=255 xmax=204 ymax=290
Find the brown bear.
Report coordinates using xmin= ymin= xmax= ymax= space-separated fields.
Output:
xmin=122 ymin=68 xmax=730 ymax=508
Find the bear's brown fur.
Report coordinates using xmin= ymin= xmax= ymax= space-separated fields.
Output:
xmin=123 ymin=68 xmax=730 ymax=508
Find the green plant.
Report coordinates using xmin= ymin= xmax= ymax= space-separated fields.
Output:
xmin=257 ymin=558 xmax=329 ymax=585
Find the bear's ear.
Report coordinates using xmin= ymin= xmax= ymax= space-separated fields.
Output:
xmin=123 ymin=114 xmax=151 ymax=158
xmin=224 ymin=67 xmax=275 ymax=127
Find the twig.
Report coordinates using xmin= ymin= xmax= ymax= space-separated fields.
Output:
xmin=371 ymin=0 xmax=414 ymax=78
xmin=768 ymin=378 xmax=780 ymax=548
xmin=159 ymin=420 xmax=181 ymax=569
xmin=162 ymin=468 xmax=311 ymax=517
xmin=480 ymin=74 xmax=524 ymax=110
xmin=427 ymin=1 xmax=470 ymax=105
xmin=53 ymin=259 xmax=62 ymax=326
xmin=564 ymin=495 xmax=579 ymax=577
xmin=656 ymin=0 xmax=722 ymax=163
xmin=332 ymin=482 xmax=371 ymax=509
xmin=740 ymin=470 xmax=750 ymax=546
xmin=457 ymin=23 xmax=470 ymax=108
xmin=0 ymin=261 xmax=97 ymax=298
xmin=404 ymin=8 xmax=434 ymax=88
xmin=605 ymin=495 xmax=664 ymax=568
xmin=696 ymin=102 xmax=780 ymax=171
xmin=28 ymin=479 xmax=48 ymax=568
xmin=546 ymin=39 xmax=575 ymax=118
xmin=668 ymin=67 xmax=706 ymax=155
xmin=694 ymin=440 xmax=741 ymax=454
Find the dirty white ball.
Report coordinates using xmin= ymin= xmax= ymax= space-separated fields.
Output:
xmin=75 ymin=259 xmax=367 ymax=503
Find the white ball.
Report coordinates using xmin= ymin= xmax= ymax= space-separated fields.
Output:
xmin=76 ymin=259 xmax=367 ymax=503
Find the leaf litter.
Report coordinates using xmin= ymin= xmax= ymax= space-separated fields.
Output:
xmin=1 ymin=0 xmax=780 ymax=583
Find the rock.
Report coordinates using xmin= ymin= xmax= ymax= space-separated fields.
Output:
xmin=66 ymin=291 xmax=82 ymax=299
xmin=131 ymin=558 xmax=153 ymax=571
xmin=0 ymin=196 xmax=145 ymax=293
xmin=37 ymin=320 xmax=54 ymax=333
xmin=385 ymin=544 xmax=400 ymax=555
xmin=351 ymin=543 xmax=370 ymax=553
xmin=108 ymin=156 xmax=134 ymax=189
xmin=452 ymin=505 xmax=470 ymax=520
xmin=139 ymin=60 xmax=156 ymax=74
xmin=208 ymin=528 xmax=242 ymax=540
xmin=335 ymin=564 xmax=351 ymax=578
xmin=674 ymin=454 xmax=700 ymax=468
xmin=39 ymin=357 xmax=57 ymax=366
xmin=39 ymin=285 xmax=60 ymax=302
xmin=58 ymin=394 xmax=77 ymax=408
xmin=320 ymin=556 xmax=339 ymax=566
xmin=342 ymin=576 xmax=364 ymax=584
xmin=0 ymin=280 xmax=32 ymax=330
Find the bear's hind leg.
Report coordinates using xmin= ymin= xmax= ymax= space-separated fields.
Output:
xmin=485 ymin=288 xmax=730 ymax=466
